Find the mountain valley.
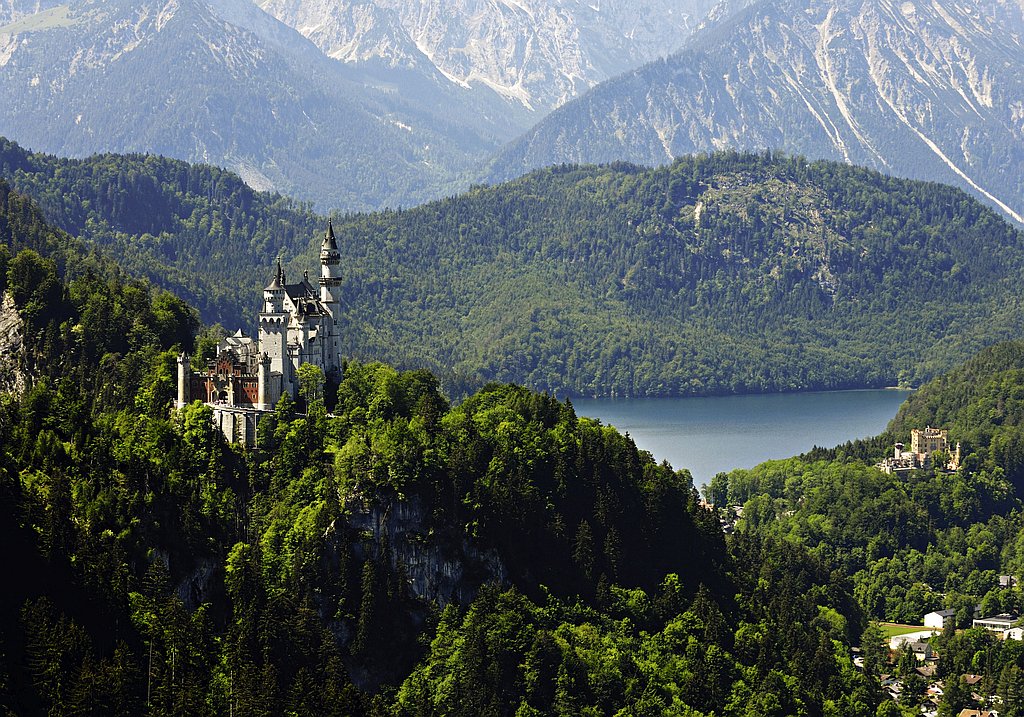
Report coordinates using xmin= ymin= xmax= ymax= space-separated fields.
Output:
xmin=3 ymin=138 xmax=1022 ymax=398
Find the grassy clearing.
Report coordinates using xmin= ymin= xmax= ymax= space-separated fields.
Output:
xmin=0 ymin=5 xmax=75 ymax=36
xmin=878 ymin=623 xmax=929 ymax=638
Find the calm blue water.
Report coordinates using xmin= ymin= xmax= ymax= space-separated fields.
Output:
xmin=572 ymin=390 xmax=911 ymax=486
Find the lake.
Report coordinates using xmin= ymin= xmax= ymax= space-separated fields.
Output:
xmin=572 ymin=389 xmax=911 ymax=486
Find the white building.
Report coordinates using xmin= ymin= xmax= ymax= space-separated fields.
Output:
xmin=973 ymin=613 xmax=1019 ymax=632
xmin=924 ymin=609 xmax=956 ymax=629
xmin=889 ymin=630 xmax=939 ymax=650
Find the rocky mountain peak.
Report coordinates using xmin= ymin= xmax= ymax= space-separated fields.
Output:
xmin=257 ymin=0 xmax=719 ymax=112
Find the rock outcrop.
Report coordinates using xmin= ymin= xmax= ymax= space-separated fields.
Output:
xmin=258 ymin=0 xmax=717 ymax=114
xmin=0 ymin=291 xmax=26 ymax=396
xmin=345 ymin=493 xmax=507 ymax=607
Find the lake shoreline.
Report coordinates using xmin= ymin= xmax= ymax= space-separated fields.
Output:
xmin=563 ymin=385 xmax=915 ymax=401
xmin=572 ymin=389 xmax=911 ymax=484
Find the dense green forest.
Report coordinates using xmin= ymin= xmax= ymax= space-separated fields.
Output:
xmin=1 ymin=180 xmax=883 ymax=715
xmin=0 ymin=137 xmax=322 ymax=331
xmin=708 ymin=338 xmax=1024 ymax=711
xmin=11 ymin=149 xmax=1024 ymax=713
xmin=3 ymin=137 xmax=1024 ymax=397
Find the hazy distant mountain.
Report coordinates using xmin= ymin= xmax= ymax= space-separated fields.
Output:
xmin=0 ymin=0 xmax=522 ymax=211
xmin=257 ymin=0 xmax=718 ymax=114
xmin=488 ymin=0 xmax=1024 ymax=224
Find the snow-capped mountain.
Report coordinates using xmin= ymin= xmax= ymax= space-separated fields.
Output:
xmin=0 ymin=0 xmax=521 ymax=210
xmin=257 ymin=0 xmax=718 ymax=113
xmin=487 ymin=0 xmax=1024 ymax=224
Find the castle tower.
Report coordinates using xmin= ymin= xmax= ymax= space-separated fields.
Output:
xmin=318 ymin=220 xmax=343 ymax=371
xmin=257 ymin=352 xmax=272 ymax=410
xmin=259 ymin=257 xmax=290 ymax=385
xmin=319 ymin=220 xmax=342 ymax=304
xmin=264 ymin=256 xmax=286 ymax=314
xmin=176 ymin=352 xmax=190 ymax=408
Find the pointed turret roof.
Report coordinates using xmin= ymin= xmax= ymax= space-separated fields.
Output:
xmin=264 ymin=255 xmax=285 ymax=290
xmin=323 ymin=219 xmax=338 ymax=251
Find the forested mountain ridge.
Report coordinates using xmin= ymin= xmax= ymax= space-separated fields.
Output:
xmin=0 ymin=183 xmax=873 ymax=715
xmin=487 ymin=0 xmax=1024 ymax=226
xmin=0 ymin=136 xmax=322 ymax=331
xmin=4 ymin=138 xmax=1024 ymax=398
xmin=294 ymin=152 xmax=1024 ymax=397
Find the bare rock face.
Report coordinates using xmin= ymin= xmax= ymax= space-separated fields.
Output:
xmin=257 ymin=0 xmax=718 ymax=113
xmin=345 ymin=493 xmax=507 ymax=607
xmin=174 ymin=556 xmax=221 ymax=611
xmin=0 ymin=0 xmax=62 ymax=27
xmin=0 ymin=291 xmax=26 ymax=396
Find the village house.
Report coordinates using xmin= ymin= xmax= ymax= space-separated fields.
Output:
xmin=924 ymin=608 xmax=956 ymax=629
xmin=909 ymin=640 xmax=933 ymax=662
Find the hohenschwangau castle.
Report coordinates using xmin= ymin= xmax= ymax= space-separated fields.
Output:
xmin=175 ymin=222 xmax=343 ymax=444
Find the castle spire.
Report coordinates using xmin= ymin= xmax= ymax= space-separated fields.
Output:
xmin=323 ymin=219 xmax=338 ymax=251
xmin=319 ymin=221 xmax=342 ymax=308
xmin=265 ymin=254 xmax=284 ymax=290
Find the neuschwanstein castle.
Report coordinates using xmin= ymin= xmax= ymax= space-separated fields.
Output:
xmin=175 ymin=222 xmax=344 ymax=445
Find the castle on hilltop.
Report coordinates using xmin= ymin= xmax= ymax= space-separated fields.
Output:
xmin=175 ymin=222 xmax=344 ymax=444
xmin=877 ymin=427 xmax=962 ymax=475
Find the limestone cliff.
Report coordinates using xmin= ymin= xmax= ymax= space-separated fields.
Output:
xmin=258 ymin=0 xmax=717 ymax=114
xmin=344 ymin=493 xmax=507 ymax=607
xmin=0 ymin=291 xmax=26 ymax=396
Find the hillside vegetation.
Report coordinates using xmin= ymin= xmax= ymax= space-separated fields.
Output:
xmin=0 ymin=137 xmax=321 ymax=329
xmin=0 ymin=183 xmax=873 ymax=716
xmin=3 ymin=139 xmax=1024 ymax=396
xmin=716 ymin=337 xmax=1024 ymax=650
